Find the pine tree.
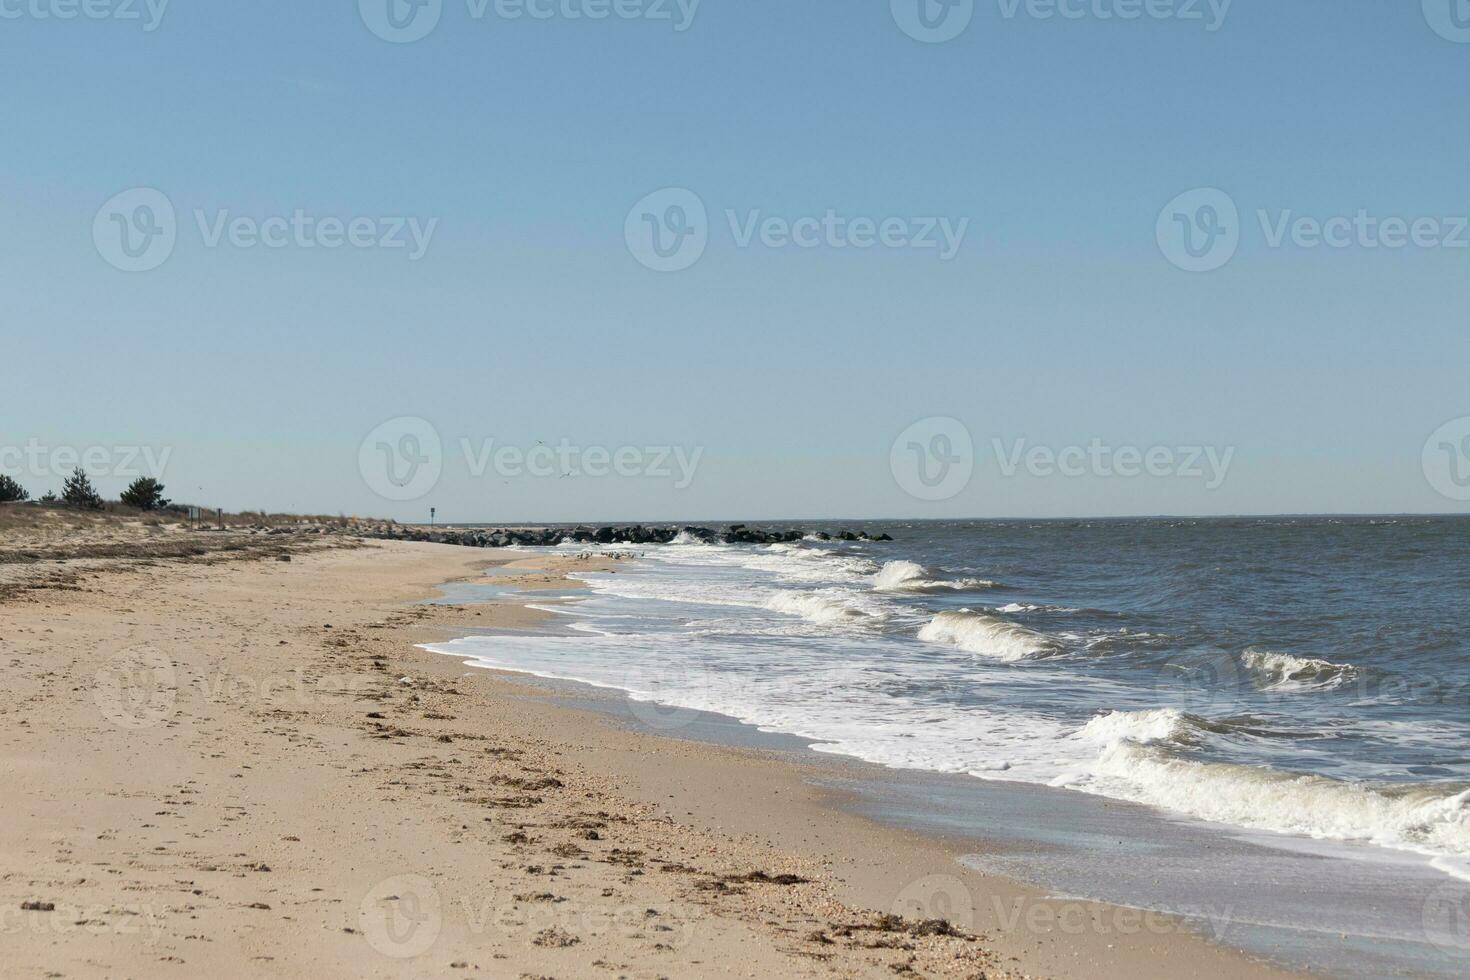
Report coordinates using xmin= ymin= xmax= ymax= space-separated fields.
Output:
xmin=62 ymin=468 xmax=104 ymax=510
xmin=120 ymin=477 xmax=169 ymax=511
xmin=0 ymin=474 xmax=27 ymax=503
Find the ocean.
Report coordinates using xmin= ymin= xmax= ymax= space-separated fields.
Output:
xmin=424 ymin=516 xmax=1470 ymax=973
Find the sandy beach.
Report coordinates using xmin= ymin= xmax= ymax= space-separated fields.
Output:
xmin=14 ymin=2 xmax=1465 ymax=973
xmin=1 ymin=512 xmax=1307 ymax=979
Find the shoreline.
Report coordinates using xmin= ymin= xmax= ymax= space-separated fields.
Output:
xmin=511 ymin=666 xmax=1462 ymax=978
xmin=428 ymin=547 xmax=1470 ymax=980
xmin=2 ymin=535 xmax=1311 ymax=977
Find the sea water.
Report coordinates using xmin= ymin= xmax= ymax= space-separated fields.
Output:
xmin=425 ymin=517 xmax=1470 ymax=972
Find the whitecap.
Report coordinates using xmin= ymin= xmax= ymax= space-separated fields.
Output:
xmin=1240 ymin=648 xmax=1359 ymax=692
xmin=873 ymin=559 xmax=997 ymax=593
xmin=917 ymin=610 xmax=1061 ymax=662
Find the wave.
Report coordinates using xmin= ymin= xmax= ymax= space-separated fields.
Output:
xmin=1067 ymin=708 xmax=1470 ymax=858
xmin=872 ymin=560 xmax=997 ymax=593
xmin=465 ymin=524 xmax=1470 ymax=872
xmin=917 ymin=610 xmax=1061 ymax=662
xmin=997 ymin=601 xmax=1084 ymax=614
xmin=1092 ymin=741 xmax=1470 ymax=857
xmin=742 ymin=543 xmax=880 ymax=584
xmin=1077 ymin=707 xmax=1304 ymax=745
xmin=1239 ymin=649 xmax=1359 ymax=692
xmin=1082 ymin=629 xmax=1176 ymax=655
xmin=1076 ymin=707 xmax=1203 ymax=747
xmin=764 ymin=591 xmax=881 ymax=627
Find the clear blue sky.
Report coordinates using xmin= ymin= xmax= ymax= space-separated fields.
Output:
xmin=5 ymin=1 xmax=1469 ymax=521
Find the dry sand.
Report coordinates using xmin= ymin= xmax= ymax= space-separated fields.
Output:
xmin=0 ymin=514 xmax=1310 ymax=978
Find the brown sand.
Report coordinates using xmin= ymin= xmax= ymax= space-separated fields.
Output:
xmin=0 ymin=521 xmax=1309 ymax=978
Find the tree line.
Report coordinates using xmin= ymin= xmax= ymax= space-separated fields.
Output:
xmin=0 ymin=469 xmax=170 ymax=512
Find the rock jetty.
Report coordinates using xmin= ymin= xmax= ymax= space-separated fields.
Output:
xmin=357 ymin=524 xmax=893 ymax=549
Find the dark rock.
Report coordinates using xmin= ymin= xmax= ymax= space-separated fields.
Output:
xmin=354 ymin=523 xmax=891 ymax=551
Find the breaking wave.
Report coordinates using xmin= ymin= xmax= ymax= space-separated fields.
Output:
xmin=873 ymin=560 xmax=997 ymax=593
xmin=1069 ymin=709 xmax=1470 ymax=857
xmin=917 ymin=610 xmax=1061 ymax=662
xmin=764 ymin=591 xmax=882 ymax=626
xmin=1240 ymin=649 xmax=1360 ymax=692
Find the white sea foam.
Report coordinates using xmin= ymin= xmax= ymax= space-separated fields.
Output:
xmin=421 ymin=631 xmax=1074 ymax=782
xmin=1090 ymin=741 xmax=1470 ymax=857
xmin=1240 ymin=649 xmax=1359 ymax=692
xmin=427 ymin=620 xmax=1470 ymax=864
xmin=873 ymin=560 xmax=997 ymax=593
xmin=763 ymin=591 xmax=881 ymax=626
xmin=569 ymin=571 xmax=765 ymax=612
xmin=1061 ymin=708 xmax=1470 ymax=858
xmin=739 ymin=543 xmax=880 ymax=584
xmin=917 ymin=610 xmax=1061 ymax=662
xmin=872 ymin=560 xmax=930 ymax=590
xmin=433 ymin=533 xmax=1470 ymax=873
xmin=997 ymin=601 xmax=1083 ymax=614
xmin=1075 ymin=707 xmax=1199 ymax=746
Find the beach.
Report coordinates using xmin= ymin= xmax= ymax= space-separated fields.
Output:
xmin=13 ymin=2 xmax=1464 ymax=975
xmin=0 ymin=512 xmax=1310 ymax=979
